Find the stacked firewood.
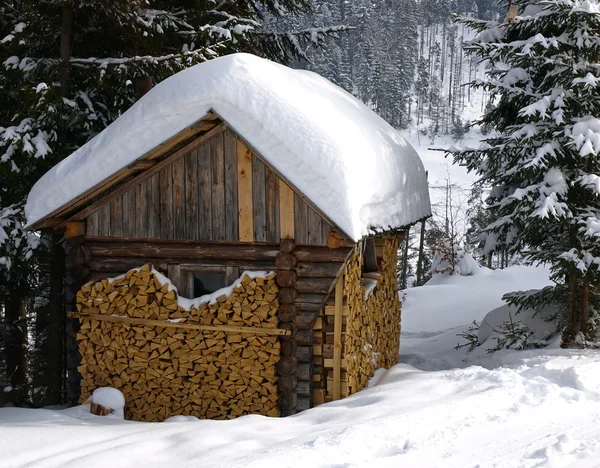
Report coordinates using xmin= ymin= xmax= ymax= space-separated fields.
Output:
xmin=314 ymin=236 xmax=402 ymax=404
xmin=75 ymin=264 xmax=281 ymax=421
xmin=344 ymin=236 xmax=401 ymax=393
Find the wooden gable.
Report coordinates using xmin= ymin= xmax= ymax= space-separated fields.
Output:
xmin=82 ymin=125 xmax=340 ymax=246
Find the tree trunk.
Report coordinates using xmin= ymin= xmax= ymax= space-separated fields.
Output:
xmin=562 ymin=272 xmax=580 ymax=347
xmin=59 ymin=5 xmax=73 ymax=99
xmin=46 ymin=238 xmax=65 ymax=404
xmin=5 ymin=289 xmax=28 ymax=401
xmin=416 ymin=219 xmax=426 ymax=286
xmin=401 ymin=228 xmax=410 ymax=289
xmin=581 ymin=277 xmax=590 ymax=341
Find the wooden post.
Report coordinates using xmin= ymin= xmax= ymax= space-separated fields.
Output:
xmin=237 ymin=140 xmax=254 ymax=241
xmin=332 ymin=275 xmax=343 ymax=401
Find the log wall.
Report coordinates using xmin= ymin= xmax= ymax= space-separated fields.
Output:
xmin=66 ymin=236 xmax=350 ymax=413
xmin=75 ymin=265 xmax=281 ymax=421
xmin=84 ymin=129 xmax=337 ymax=246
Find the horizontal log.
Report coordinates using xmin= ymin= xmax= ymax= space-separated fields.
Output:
xmin=296 ymin=293 xmax=327 ymax=304
xmin=297 ymin=345 xmax=313 ymax=363
xmin=296 ymin=381 xmax=311 ymax=397
xmin=67 ymin=312 xmax=289 ymax=336
xmin=295 ymin=329 xmax=313 ymax=346
xmin=295 ymin=311 xmax=319 ymax=329
xmin=279 ymin=375 xmax=298 ymax=393
xmin=275 ymin=252 xmax=297 ymax=270
xmin=296 ymin=396 xmax=311 ymax=412
xmin=281 ymin=339 xmax=298 ymax=357
xmin=294 ymin=302 xmax=323 ymax=312
xmin=280 ymin=238 xmax=296 ymax=253
xmin=276 ymin=270 xmax=297 ymax=288
xmin=85 ymin=237 xmax=351 ymax=262
xmin=295 ymin=363 xmax=312 ymax=381
xmin=296 ymin=262 xmax=344 ymax=278
xmin=276 ymin=356 xmax=298 ymax=377
xmin=296 ymin=277 xmax=335 ymax=294
xmin=293 ymin=246 xmax=352 ymax=263
xmin=88 ymin=257 xmax=275 ymax=274
xmin=278 ymin=304 xmax=298 ymax=322
xmin=278 ymin=288 xmax=297 ymax=305
xmin=86 ymin=238 xmax=281 ymax=261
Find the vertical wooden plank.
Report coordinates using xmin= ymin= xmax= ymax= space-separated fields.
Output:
xmin=322 ymin=220 xmax=332 ymax=246
xmin=159 ymin=165 xmax=174 ymax=238
xmin=86 ymin=210 xmax=99 ymax=236
xmin=172 ymin=157 xmax=186 ymax=240
xmin=265 ymin=167 xmax=280 ymax=243
xmin=198 ymin=141 xmax=213 ymax=240
xmin=148 ymin=173 xmax=161 ymax=239
xmin=224 ymin=130 xmax=238 ymax=241
xmin=294 ymin=194 xmax=308 ymax=244
xmin=122 ymin=188 xmax=136 ymax=237
xmin=237 ymin=140 xmax=254 ymax=242
xmin=307 ymin=205 xmax=323 ymax=245
xmin=134 ymin=181 xmax=148 ymax=238
xmin=98 ymin=204 xmax=110 ymax=236
xmin=333 ymin=276 xmax=344 ymax=401
xmin=279 ymin=180 xmax=295 ymax=240
xmin=167 ymin=264 xmax=183 ymax=296
xmin=253 ymin=157 xmax=267 ymax=242
xmin=109 ymin=197 xmax=123 ymax=237
xmin=211 ymin=133 xmax=226 ymax=241
xmin=184 ymin=149 xmax=199 ymax=240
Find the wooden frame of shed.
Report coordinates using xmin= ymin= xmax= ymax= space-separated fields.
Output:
xmin=30 ymin=113 xmax=405 ymax=420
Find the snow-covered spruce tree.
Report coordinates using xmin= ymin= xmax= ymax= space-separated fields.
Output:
xmin=0 ymin=0 xmax=344 ymax=404
xmin=450 ymin=0 xmax=600 ymax=346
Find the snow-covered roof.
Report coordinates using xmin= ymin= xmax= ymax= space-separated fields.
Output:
xmin=25 ymin=53 xmax=431 ymax=240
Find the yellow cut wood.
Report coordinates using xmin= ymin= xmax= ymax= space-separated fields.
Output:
xmin=333 ymin=275 xmax=344 ymax=401
xmin=278 ymin=180 xmax=295 ymax=239
xmin=237 ymin=139 xmax=254 ymax=242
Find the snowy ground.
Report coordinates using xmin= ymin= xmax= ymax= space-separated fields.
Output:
xmin=4 ymin=265 xmax=600 ymax=468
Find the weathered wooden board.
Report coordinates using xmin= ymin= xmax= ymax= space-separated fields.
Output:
xmin=198 ymin=141 xmax=213 ymax=240
xmin=223 ymin=130 xmax=239 ymax=241
xmin=172 ymin=157 xmax=186 ymax=240
xmin=252 ymin=158 xmax=267 ymax=242
xmin=265 ymin=167 xmax=280 ymax=243
xmin=184 ymin=150 xmax=199 ymax=240
xmin=82 ymin=130 xmax=340 ymax=246
xmin=211 ymin=133 xmax=226 ymax=241
xmin=237 ymin=140 xmax=254 ymax=242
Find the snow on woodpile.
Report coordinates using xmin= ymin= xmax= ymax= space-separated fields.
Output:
xmin=25 ymin=53 xmax=431 ymax=240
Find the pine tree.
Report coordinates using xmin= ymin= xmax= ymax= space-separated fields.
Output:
xmin=450 ymin=0 xmax=600 ymax=346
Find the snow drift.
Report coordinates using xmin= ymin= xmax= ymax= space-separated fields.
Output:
xmin=25 ymin=53 xmax=431 ymax=240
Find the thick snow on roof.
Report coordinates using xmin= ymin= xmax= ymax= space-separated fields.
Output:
xmin=26 ymin=53 xmax=431 ymax=239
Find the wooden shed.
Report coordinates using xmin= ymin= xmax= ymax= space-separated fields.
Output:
xmin=25 ymin=54 xmax=431 ymax=420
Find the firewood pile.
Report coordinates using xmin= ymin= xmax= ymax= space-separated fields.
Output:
xmin=313 ymin=236 xmax=401 ymax=404
xmin=344 ymin=236 xmax=401 ymax=392
xmin=74 ymin=264 xmax=282 ymax=421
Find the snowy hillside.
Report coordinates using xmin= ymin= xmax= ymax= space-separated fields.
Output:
xmin=5 ymin=265 xmax=600 ymax=468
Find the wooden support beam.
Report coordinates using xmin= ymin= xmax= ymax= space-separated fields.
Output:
xmin=65 ymin=221 xmax=86 ymax=238
xmin=333 ymin=275 xmax=344 ymax=401
xmin=279 ymin=180 xmax=295 ymax=239
xmin=68 ymin=312 xmax=290 ymax=336
xmin=237 ymin=140 xmax=254 ymax=242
